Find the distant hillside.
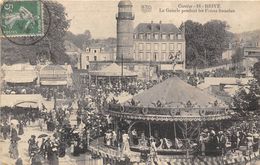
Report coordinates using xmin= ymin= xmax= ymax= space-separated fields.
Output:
xmin=65 ymin=31 xmax=116 ymax=53
xmin=235 ymin=29 xmax=260 ymax=46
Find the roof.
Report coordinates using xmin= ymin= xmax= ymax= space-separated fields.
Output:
xmin=125 ymin=76 xmax=226 ymax=108
xmin=89 ymin=63 xmax=137 ymax=77
xmin=134 ymin=23 xmax=180 ymax=34
xmin=118 ymin=0 xmax=132 ymax=7
xmin=2 ymin=63 xmax=37 ymax=83
xmin=41 ymin=65 xmax=66 ymax=71
xmin=1 ymin=63 xmax=35 ymax=71
xmin=4 ymin=72 xmax=37 ymax=83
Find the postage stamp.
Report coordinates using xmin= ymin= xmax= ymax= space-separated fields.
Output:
xmin=0 ymin=0 xmax=43 ymax=37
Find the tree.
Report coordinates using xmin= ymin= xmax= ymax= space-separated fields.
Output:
xmin=203 ymin=20 xmax=230 ymax=66
xmin=252 ymin=61 xmax=260 ymax=85
xmin=65 ymin=30 xmax=92 ymax=49
xmin=232 ymin=80 xmax=260 ymax=115
xmin=184 ymin=20 xmax=204 ymax=68
xmin=184 ymin=20 xmax=231 ymax=68
xmin=231 ymin=47 xmax=244 ymax=64
xmin=1 ymin=1 xmax=70 ymax=65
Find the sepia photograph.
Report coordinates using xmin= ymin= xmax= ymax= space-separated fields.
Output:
xmin=0 ymin=0 xmax=260 ymax=164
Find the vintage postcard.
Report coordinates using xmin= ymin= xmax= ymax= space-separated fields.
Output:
xmin=0 ymin=0 xmax=260 ymax=165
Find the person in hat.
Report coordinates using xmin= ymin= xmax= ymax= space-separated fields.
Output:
xmin=28 ymin=135 xmax=37 ymax=156
xmin=218 ymin=131 xmax=227 ymax=155
xmin=230 ymin=131 xmax=237 ymax=153
xmin=10 ymin=123 xmax=18 ymax=141
xmin=122 ymin=130 xmax=130 ymax=155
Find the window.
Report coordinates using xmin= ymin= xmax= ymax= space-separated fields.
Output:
xmin=139 ymin=43 xmax=144 ymax=51
xmin=146 ymin=43 xmax=151 ymax=51
xmin=146 ymin=52 xmax=151 ymax=61
xmin=154 ymin=43 xmax=159 ymax=51
xmin=94 ymin=56 xmax=97 ymax=61
xmin=154 ymin=34 xmax=159 ymax=40
xmin=86 ymin=65 xmax=89 ymax=69
xmin=139 ymin=34 xmax=144 ymax=39
xmin=162 ymin=52 xmax=166 ymax=61
xmin=170 ymin=34 xmax=174 ymax=40
xmin=147 ymin=33 xmax=151 ymax=40
xmin=162 ymin=43 xmax=167 ymax=51
xmin=154 ymin=53 xmax=158 ymax=61
xmin=169 ymin=43 xmax=174 ymax=51
xmin=177 ymin=43 xmax=182 ymax=51
xmin=94 ymin=50 xmax=97 ymax=53
xmin=86 ymin=56 xmax=89 ymax=61
xmin=139 ymin=52 xmax=143 ymax=61
xmin=162 ymin=34 xmax=167 ymax=40
xmin=177 ymin=34 xmax=182 ymax=40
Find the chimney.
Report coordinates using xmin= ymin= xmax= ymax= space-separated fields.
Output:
xmin=159 ymin=20 xmax=162 ymax=31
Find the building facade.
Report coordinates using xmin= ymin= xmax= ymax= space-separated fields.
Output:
xmin=133 ymin=21 xmax=186 ymax=68
xmin=116 ymin=0 xmax=186 ymax=70
xmin=243 ymin=42 xmax=260 ymax=77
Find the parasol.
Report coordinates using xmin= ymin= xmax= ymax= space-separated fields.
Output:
xmin=10 ymin=119 xmax=19 ymax=125
xmin=12 ymin=136 xmax=21 ymax=141
xmin=253 ymin=133 xmax=259 ymax=138
xmin=38 ymin=134 xmax=48 ymax=138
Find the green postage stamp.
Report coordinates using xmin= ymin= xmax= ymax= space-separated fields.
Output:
xmin=0 ymin=0 xmax=43 ymax=37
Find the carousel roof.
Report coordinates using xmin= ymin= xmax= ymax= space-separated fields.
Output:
xmin=89 ymin=63 xmax=137 ymax=77
xmin=124 ymin=76 xmax=226 ymax=108
xmin=108 ymin=77 xmax=231 ymax=122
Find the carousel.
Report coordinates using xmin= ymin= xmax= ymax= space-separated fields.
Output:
xmin=89 ymin=76 xmax=260 ymax=165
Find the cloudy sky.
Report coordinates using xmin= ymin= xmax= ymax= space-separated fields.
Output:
xmin=59 ymin=0 xmax=260 ymax=39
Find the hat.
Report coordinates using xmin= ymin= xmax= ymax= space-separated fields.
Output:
xmin=218 ymin=131 xmax=223 ymax=134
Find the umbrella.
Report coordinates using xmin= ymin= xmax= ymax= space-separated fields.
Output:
xmin=253 ymin=133 xmax=259 ymax=138
xmin=38 ymin=134 xmax=48 ymax=138
xmin=12 ymin=136 xmax=21 ymax=141
xmin=10 ymin=119 xmax=19 ymax=125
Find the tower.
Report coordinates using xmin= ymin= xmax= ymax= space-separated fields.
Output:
xmin=116 ymin=0 xmax=134 ymax=61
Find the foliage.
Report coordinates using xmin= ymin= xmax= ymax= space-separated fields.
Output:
xmin=1 ymin=1 xmax=70 ymax=65
xmin=231 ymin=47 xmax=244 ymax=64
xmin=232 ymin=80 xmax=260 ymax=115
xmin=64 ymin=30 xmax=92 ymax=50
xmin=252 ymin=61 xmax=260 ymax=85
xmin=184 ymin=20 xmax=231 ymax=68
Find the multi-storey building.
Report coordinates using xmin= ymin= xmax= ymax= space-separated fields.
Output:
xmin=133 ymin=21 xmax=185 ymax=66
xmin=115 ymin=0 xmax=186 ymax=70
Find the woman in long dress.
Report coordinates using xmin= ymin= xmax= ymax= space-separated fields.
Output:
xmin=9 ymin=140 xmax=19 ymax=159
xmin=122 ymin=132 xmax=130 ymax=155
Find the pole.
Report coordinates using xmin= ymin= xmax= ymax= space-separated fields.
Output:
xmin=174 ymin=122 xmax=177 ymax=139
xmin=121 ymin=54 xmax=123 ymax=87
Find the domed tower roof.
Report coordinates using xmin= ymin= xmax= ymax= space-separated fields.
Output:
xmin=118 ymin=0 xmax=132 ymax=7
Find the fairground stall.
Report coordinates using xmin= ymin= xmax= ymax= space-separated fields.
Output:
xmin=89 ymin=76 xmax=260 ymax=165
xmin=89 ymin=63 xmax=137 ymax=86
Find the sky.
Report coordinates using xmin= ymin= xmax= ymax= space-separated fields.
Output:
xmin=58 ymin=0 xmax=260 ymax=39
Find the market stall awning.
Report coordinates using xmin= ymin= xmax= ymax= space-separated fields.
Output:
xmin=40 ymin=81 xmax=67 ymax=86
xmin=0 ymin=94 xmax=43 ymax=108
xmin=89 ymin=63 xmax=137 ymax=77
xmin=4 ymin=71 xmax=37 ymax=83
